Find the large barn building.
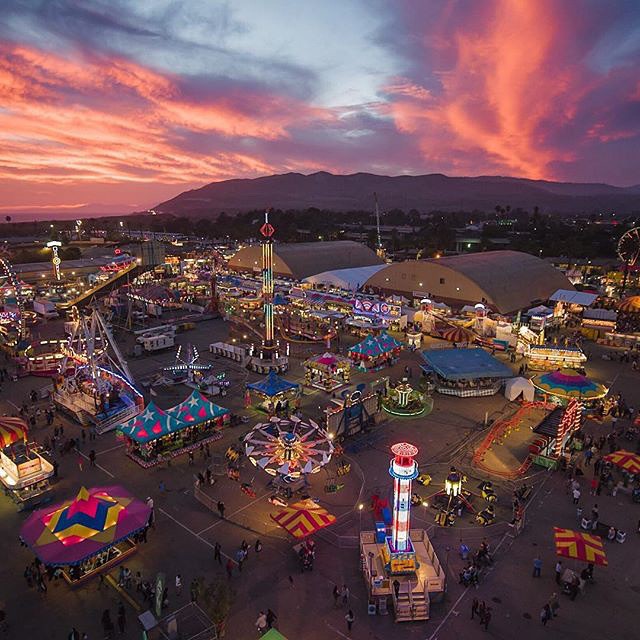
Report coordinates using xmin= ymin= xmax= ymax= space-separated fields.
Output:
xmin=363 ymin=251 xmax=574 ymax=314
xmin=228 ymin=240 xmax=384 ymax=281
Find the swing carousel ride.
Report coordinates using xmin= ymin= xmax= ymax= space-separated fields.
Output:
xmin=53 ymin=308 xmax=143 ymax=433
xmin=244 ymin=416 xmax=334 ymax=480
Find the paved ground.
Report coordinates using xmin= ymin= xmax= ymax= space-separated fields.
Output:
xmin=0 ymin=318 xmax=637 ymax=640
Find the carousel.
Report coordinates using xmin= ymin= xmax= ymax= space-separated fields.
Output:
xmin=303 ymin=352 xmax=351 ymax=392
xmin=245 ymin=369 xmax=300 ymax=415
xmin=243 ymin=416 xmax=334 ymax=481
xmin=382 ymin=381 xmax=431 ymax=417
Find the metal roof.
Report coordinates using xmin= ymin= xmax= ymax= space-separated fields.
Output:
xmin=549 ymin=289 xmax=597 ymax=306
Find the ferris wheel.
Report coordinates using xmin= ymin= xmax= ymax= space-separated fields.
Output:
xmin=617 ymin=227 xmax=640 ymax=266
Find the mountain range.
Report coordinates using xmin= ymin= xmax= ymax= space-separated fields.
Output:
xmin=154 ymin=171 xmax=640 ymax=216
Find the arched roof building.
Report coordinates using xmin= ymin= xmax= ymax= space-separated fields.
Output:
xmin=228 ymin=240 xmax=383 ymax=280
xmin=364 ymin=251 xmax=574 ymax=314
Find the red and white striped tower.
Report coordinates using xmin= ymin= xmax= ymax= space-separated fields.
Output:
xmin=389 ymin=442 xmax=419 ymax=552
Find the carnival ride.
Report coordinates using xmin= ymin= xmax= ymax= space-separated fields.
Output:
xmin=382 ymin=381 xmax=431 ymax=417
xmin=163 ymin=343 xmax=212 ymax=385
xmin=617 ymin=226 xmax=640 ymax=294
xmin=0 ymin=253 xmax=28 ymax=346
xmin=53 ymin=308 xmax=143 ymax=433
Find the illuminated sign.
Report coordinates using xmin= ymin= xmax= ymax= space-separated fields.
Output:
xmin=354 ymin=299 xmax=401 ymax=318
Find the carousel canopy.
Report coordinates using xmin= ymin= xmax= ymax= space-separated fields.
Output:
xmin=244 ymin=416 xmax=334 ymax=478
xmin=0 ymin=416 xmax=27 ymax=448
xmin=553 ymin=527 xmax=608 ymax=566
xmin=532 ymin=369 xmax=607 ymax=400
xmin=348 ymin=330 xmax=403 ymax=358
xmin=270 ymin=499 xmax=336 ymax=539
xmin=165 ymin=390 xmax=228 ymax=427
xmin=603 ymin=450 xmax=640 ymax=475
xmin=421 ymin=347 xmax=512 ymax=381
xmin=20 ymin=486 xmax=151 ymax=566
xmin=618 ymin=295 xmax=640 ymax=313
xmin=246 ymin=369 xmax=299 ymax=398
xmin=304 ymin=352 xmax=350 ymax=370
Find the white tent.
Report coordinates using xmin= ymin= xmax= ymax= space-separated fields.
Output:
xmin=504 ymin=377 xmax=535 ymax=402
xmin=303 ymin=264 xmax=387 ymax=291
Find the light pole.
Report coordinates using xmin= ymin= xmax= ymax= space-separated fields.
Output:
xmin=46 ymin=240 xmax=62 ymax=281
xmin=443 ymin=467 xmax=463 ymax=526
xmin=358 ymin=503 xmax=364 ymax=530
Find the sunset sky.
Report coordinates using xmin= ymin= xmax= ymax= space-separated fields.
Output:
xmin=1 ymin=0 xmax=639 ymax=214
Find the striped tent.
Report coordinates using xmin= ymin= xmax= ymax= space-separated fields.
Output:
xmin=553 ymin=527 xmax=608 ymax=566
xmin=532 ymin=369 xmax=608 ymax=400
xmin=603 ymin=450 xmax=640 ymax=475
xmin=618 ymin=296 xmax=640 ymax=313
xmin=0 ymin=416 xmax=27 ymax=448
xmin=270 ymin=499 xmax=336 ymax=539
xmin=440 ymin=326 xmax=475 ymax=343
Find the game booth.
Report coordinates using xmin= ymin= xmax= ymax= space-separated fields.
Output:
xmin=421 ymin=347 xmax=512 ymax=397
xmin=348 ymin=331 xmax=403 ymax=371
xmin=525 ymin=345 xmax=587 ymax=372
xmin=303 ymin=352 xmax=351 ymax=391
xmin=117 ymin=391 xmax=230 ymax=467
xmin=0 ymin=417 xmax=54 ymax=510
xmin=20 ymin=486 xmax=151 ymax=586
xmin=245 ymin=369 xmax=300 ymax=415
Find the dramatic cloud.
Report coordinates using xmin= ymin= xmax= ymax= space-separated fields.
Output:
xmin=0 ymin=0 xmax=638 ymax=212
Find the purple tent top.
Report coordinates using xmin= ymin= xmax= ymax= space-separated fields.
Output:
xmin=20 ymin=485 xmax=151 ymax=566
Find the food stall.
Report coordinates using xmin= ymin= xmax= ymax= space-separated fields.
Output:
xmin=0 ymin=417 xmax=54 ymax=510
xmin=246 ymin=369 xmax=300 ymax=415
xmin=525 ymin=345 xmax=587 ymax=371
xmin=303 ymin=352 xmax=351 ymax=391
xmin=348 ymin=331 xmax=403 ymax=371
xmin=20 ymin=485 xmax=151 ymax=586
xmin=117 ymin=391 xmax=229 ymax=467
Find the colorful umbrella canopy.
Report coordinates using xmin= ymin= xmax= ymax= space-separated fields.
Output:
xmin=0 ymin=416 xmax=27 ymax=448
xmin=348 ymin=330 xmax=403 ymax=358
xmin=271 ymin=499 xmax=336 ymax=539
xmin=244 ymin=416 xmax=334 ymax=478
xmin=618 ymin=296 xmax=640 ymax=313
xmin=603 ymin=450 xmax=640 ymax=475
xmin=553 ymin=527 xmax=608 ymax=566
xmin=165 ymin=390 xmax=229 ymax=426
xmin=441 ymin=326 xmax=475 ymax=343
xmin=532 ymin=369 xmax=607 ymax=400
xmin=20 ymin=486 xmax=151 ymax=566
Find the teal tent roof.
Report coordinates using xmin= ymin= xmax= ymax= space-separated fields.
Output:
xmin=117 ymin=401 xmax=183 ymax=444
xmin=348 ymin=330 xmax=403 ymax=357
xmin=166 ymin=390 xmax=229 ymax=426
xmin=247 ymin=369 xmax=299 ymax=397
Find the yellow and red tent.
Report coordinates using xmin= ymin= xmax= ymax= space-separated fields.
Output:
xmin=603 ymin=450 xmax=640 ymax=475
xmin=0 ymin=416 xmax=27 ymax=448
xmin=553 ymin=527 xmax=608 ymax=566
xmin=271 ymin=499 xmax=336 ymax=539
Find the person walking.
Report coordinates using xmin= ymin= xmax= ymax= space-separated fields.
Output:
xmin=226 ymin=559 xmax=234 ymax=580
xmin=217 ymin=501 xmax=225 ymax=519
xmin=549 ymin=592 xmax=560 ymax=618
xmin=345 ymin=610 xmax=354 ymax=633
xmin=117 ymin=602 xmax=126 ymax=635
xmin=393 ymin=579 xmax=400 ymax=599
xmin=255 ymin=539 xmax=263 ymax=554
xmin=214 ymin=541 xmax=222 ymax=564
xmin=555 ymin=561 xmax=563 ymax=584
xmin=89 ymin=450 xmax=96 ymax=467
xmin=341 ymin=584 xmax=350 ymax=607
xmin=101 ymin=609 xmax=114 ymax=639
xmin=482 ymin=606 xmax=492 ymax=631
xmin=190 ymin=579 xmax=199 ymax=603
xmin=471 ymin=597 xmax=479 ymax=620
xmin=533 ymin=556 xmax=542 ymax=578
xmin=175 ymin=574 xmax=182 ymax=597
xmin=255 ymin=611 xmax=268 ymax=635
xmin=333 ymin=584 xmax=340 ymax=607
xmin=236 ymin=548 xmax=245 ymax=572
xmin=540 ymin=604 xmax=552 ymax=626
xmin=266 ymin=609 xmax=277 ymax=629
xmin=68 ymin=628 xmax=80 ymax=640
xmin=572 ymin=487 xmax=581 ymax=504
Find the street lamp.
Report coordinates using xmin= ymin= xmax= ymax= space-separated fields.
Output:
xmin=46 ymin=240 xmax=62 ymax=281
xmin=358 ymin=502 xmax=364 ymax=529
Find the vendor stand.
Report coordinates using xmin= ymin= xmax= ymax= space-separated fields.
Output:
xmin=0 ymin=417 xmax=54 ymax=510
xmin=117 ymin=391 xmax=229 ymax=467
xmin=348 ymin=331 xmax=403 ymax=371
xmin=246 ymin=369 xmax=300 ymax=415
xmin=525 ymin=345 xmax=587 ymax=371
xmin=303 ymin=352 xmax=351 ymax=391
xmin=20 ymin=485 xmax=151 ymax=586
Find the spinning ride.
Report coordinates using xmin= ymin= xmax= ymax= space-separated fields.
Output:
xmin=244 ymin=416 xmax=334 ymax=479
xmin=382 ymin=382 xmax=430 ymax=417
xmin=163 ymin=343 xmax=212 ymax=385
xmin=0 ymin=253 xmax=27 ymax=346
xmin=54 ymin=309 xmax=143 ymax=433
xmin=618 ymin=226 xmax=640 ymax=294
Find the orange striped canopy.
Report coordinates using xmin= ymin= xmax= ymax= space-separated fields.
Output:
xmin=441 ymin=326 xmax=475 ymax=343
xmin=553 ymin=527 xmax=608 ymax=566
xmin=618 ymin=296 xmax=640 ymax=313
xmin=0 ymin=416 xmax=27 ymax=448
xmin=603 ymin=450 xmax=640 ymax=475
xmin=271 ymin=499 xmax=336 ymax=539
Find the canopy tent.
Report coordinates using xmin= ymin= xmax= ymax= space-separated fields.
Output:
xmin=549 ymin=290 xmax=597 ymax=307
xmin=303 ymin=264 xmax=387 ymax=291
xmin=603 ymin=450 xmax=640 ymax=475
xmin=270 ymin=499 xmax=336 ymax=539
xmin=165 ymin=390 xmax=229 ymax=426
xmin=0 ymin=416 xmax=28 ymax=448
xmin=246 ymin=369 xmax=299 ymax=398
xmin=532 ymin=369 xmax=608 ymax=400
xmin=618 ymin=295 xmax=640 ymax=313
xmin=440 ymin=326 xmax=476 ymax=343
xmin=553 ymin=527 xmax=608 ymax=566
xmin=118 ymin=402 xmax=183 ymax=444
xmin=504 ymin=377 xmax=535 ymax=402
xmin=20 ymin=486 xmax=151 ymax=566
xmin=527 ymin=304 xmax=553 ymax=317
xmin=348 ymin=330 xmax=404 ymax=358
xmin=421 ymin=348 xmax=512 ymax=381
